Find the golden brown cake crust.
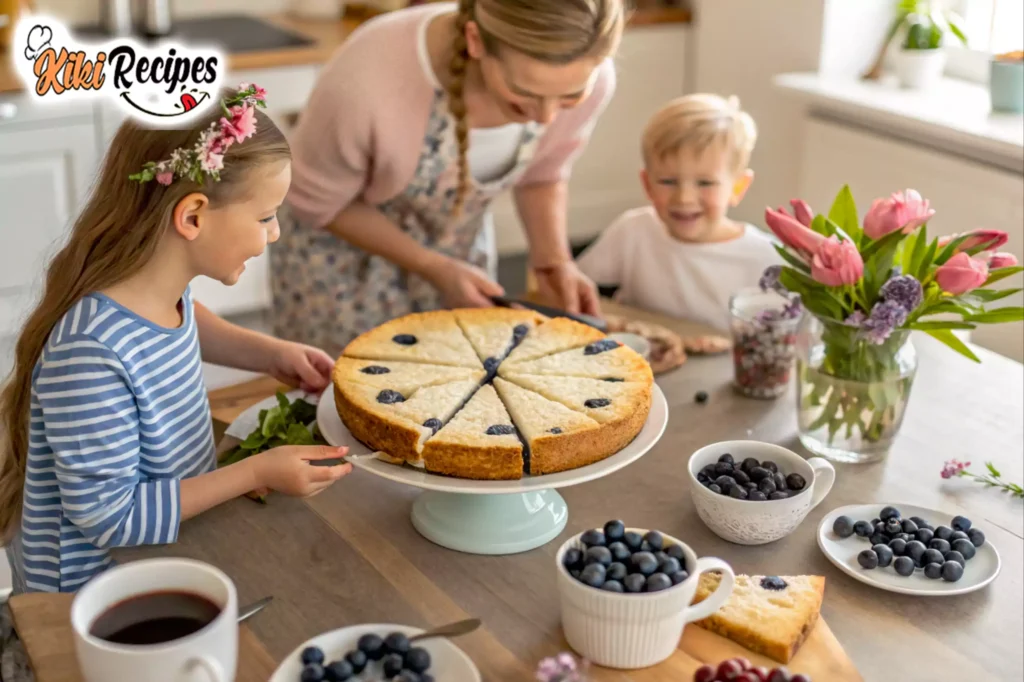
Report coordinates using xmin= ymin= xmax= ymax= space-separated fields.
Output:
xmin=422 ymin=441 xmax=524 ymax=480
xmin=334 ymin=385 xmax=424 ymax=463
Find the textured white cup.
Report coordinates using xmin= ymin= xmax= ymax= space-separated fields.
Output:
xmin=689 ymin=440 xmax=836 ymax=545
xmin=555 ymin=529 xmax=734 ymax=669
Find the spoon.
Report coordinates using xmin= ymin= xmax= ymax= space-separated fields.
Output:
xmin=237 ymin=596 xmax=273 ymax=623
xmin=409 ymin=618 xmax=482 ymax=643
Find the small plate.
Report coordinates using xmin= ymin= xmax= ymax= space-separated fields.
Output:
xmin=605 ymin=332 xmax=651 ymax=360
xmin=817 ymin=503 xmax=1001 ymax=596
xmin=270 ymin=623 xmax=481 ymax=682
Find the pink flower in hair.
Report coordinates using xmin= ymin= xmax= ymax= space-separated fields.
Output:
xmin=201 ymin=149 xmax=225 ymax=173
xmin=221 ymin=105 xmax=257 ymax=144
xmin=156 ymin=171 xmax=174 ymax=186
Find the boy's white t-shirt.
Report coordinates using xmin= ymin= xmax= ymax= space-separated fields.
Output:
xmin=577 ymin=206 xmax=782 ymax=331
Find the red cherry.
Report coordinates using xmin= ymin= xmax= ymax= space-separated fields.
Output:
xmin=716 ymin=660 xmax=744 ymax=680
xmin=693 ymin=665 xmax=717 ymax=682
xmin=735 ymin=673 xmax=760 ymax=682
xmin=768 ymin=668 xmax=792 ymax=682
xmin=734 ymin=657 xmax=752 ymax=671
xmin=791 ymin=676 xmax=811 ymax=682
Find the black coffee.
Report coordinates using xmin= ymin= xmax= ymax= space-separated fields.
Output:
xmin=90 ymin=591 xmax=221 ymax=645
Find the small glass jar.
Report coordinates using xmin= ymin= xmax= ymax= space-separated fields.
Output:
xmin=728 ymin=288 xmax=802 ymax=399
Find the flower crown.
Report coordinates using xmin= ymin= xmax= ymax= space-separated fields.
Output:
xmin=128 ymin=83 xmax=268 ymax=186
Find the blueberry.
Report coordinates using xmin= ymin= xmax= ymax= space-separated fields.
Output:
xmin=714 ymin=462 xmax=735 ymax=476
xmin=665 ymin=543 xmax=685 ymax=561
xmin=645 ymin=573 xmax=673 ymax=592
xmin=968 ymin=528 xmax=986 ymax=548
xmin=909 ymin=516 xmax=928 ymax=528
xmin=622 ymin=531 xmax=643 ymax=551
xmin=773 ymin=472 xmax=788 ymax=491
xmin=715 ymin=475 xmax=736 ymax=490
xmin=423 ymin=418 xmax=442 ymax=434
xmin=893 ymin=556 xmax=915 ymax=577
xmin=603 ymin=520 xmax=626 ymax=541
xmin=762 ymin=460 xmax=779 ymax=473
xmin=857 ymin=550 xmax=879 ymax=569
xmin=885 ymin=518 xmax=903 ymax=536
xmin=718 ymin=453 xmax=735 ymax=465
xmin=631 ymin=551 xmax=658 ymax=576
xmin=653 ymin=550 xmax=670 ymax=565
xmin=951 ymin=538 xmax=976 ymax=561
xmin=897 ymin=533 xmax=913 ymax=543
xmin=483 ymin=357 xmax=500 ymax=374
xmin=708 ymin=484 xmax=722 ymax=495
xmin=869 ymin=533 xmax=889 ymax=547
xmin=405 ymin=647 xmax=431 ymax=674
xmin=934 ymin=525 xmax=953 ymax=541
xmin=748 ymin=490 xmax=767 ymax=501
xmin=732 ymin=469 xmax=751 ymax=486
xmin=948 ymin=531 xmax=969 ymax=545
xmin=749 ymin=467 xmax=772 ymax=482
xmin=579 ymin=564 xmax=606 ymax=588
xmin=376 ymin=389 xmax=405 ymax=404
xmin=392 ymin=334 xmax=417 ymax=345
xmin=880 ymin=506 xmax=901 ymax=521
xmin=889 ymin=538 xmax=907 ymax=556
xmin=421 ymin=675 xmax=435 ymax=682
xmin=585 ymin=546 xmax=613 ymax=567
xmin=758 ymin=478 xmax=777 ymax=496
xmin=644 ymin=531 xmax=665 ymax=551
xmin=745 ymin=481 xmax=759 ymax=491
xmin=951 ymin=515 xmax=972 ymax=532
xmin=563 ymin=548 xmax=583 ymax=570
xmin=548 ymin=427 xmax=563 ymax=434
xmin=928 ymin=538 xmax=951 ymax=554
xmin=695 ymin=390 xmax=709 ymax=404
xmin=584 ymin=398 xmax=612 ymax=408
xmin=608 ymin=541 xmax=630 ymax=563
xmin=602 ymin=377 xmax=624 ymax=382
xmin=871 ymin=544 xmax=894 ymax=568
xmin=324 ymin=660 xmax=354 ymax=681
xmin=922 ymin=548 xmax=945 ymax=566
xmin=924 ymin=562 xmax=943 ymax=579
xmin=359 ymin=365 xmax=390 ymax=374
xmin=394 ymin=672 xmax=421 ymax=682
xmin=873 ymin=521 xmax=887 ymax=536
xmin=729 ymin=486 xmax=748 ymax=500
xmin=601 ymin=580 xmax=624 ymax=593
xmin=943 ymin=550 xmax=966 ymax=568
xmin=584 ymin=339 xmax=620 ymax=355
xmin=659 ymin=557 xmax=682 ymax=575
xmin=760 ymin=576 xmax=788 ymax=591
xmin=769 ymin=491 xmax=789 ymax=500
xmin=941 ymin=561 xmax=964 ymax=582
xmin=671 ymin=570 xmax=690 ymax=585
xmin=384 ymin=632 xmax=410 ymax=657
xmin=905 ymin=540 xmax=927 ymax=563
xmin=916 ymin=528 xmax=934 ymax=545
xmin=512 ymin=324 xmax=530 ymax=342
xmin=580 ymin=529 xmax=606 ymax=547
xmin=302 ymin=647 xmax=326 ymax=666
xmin=569 ymin=570 xmax=580 ymax=579
xmin=606 ymin=562 xmax=628 ymax=582
xmin=853 ymin=520 xmax=873 ymax=537
xmin=357 ymin=634 xmax=385 ymax=660
xmin=901 ymin=519 xmax=919 ymax=534
xmin=344 ymin=650 xmax=367 ymax=674
xmin=382 ymin=653 xmax=404 ymax=678
xmin=701 ymin=463 xmax=718 ymax=477
xmin=785 ymin=474 xmax=806 ymax=492
xmin=301 ymin=664 xmax=325 ymax=682
xmin=485 ymin=424 xmax=514 ymax=435
xmin=623 ymin=573 xmax=646 ymax=593
xmin=742 ymin=457 xmax=760 ymax=473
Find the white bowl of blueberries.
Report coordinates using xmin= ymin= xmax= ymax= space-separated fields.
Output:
xmin=688 ymin=441 xmax=836 ymax=545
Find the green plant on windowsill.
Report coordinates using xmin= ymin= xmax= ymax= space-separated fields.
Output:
xmin=863 ymin=0 xmax=968 ymax=80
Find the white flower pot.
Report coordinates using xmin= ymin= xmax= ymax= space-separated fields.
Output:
xmin=894 ymin=48 xmax=947 ymax=89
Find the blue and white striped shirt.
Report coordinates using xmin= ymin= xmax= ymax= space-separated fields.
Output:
xmin=14 ymin=288 xmax=215 ymax=593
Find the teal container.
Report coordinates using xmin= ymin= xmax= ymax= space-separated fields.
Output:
xmin=990 ymin=59 xmax=1024 ymax=114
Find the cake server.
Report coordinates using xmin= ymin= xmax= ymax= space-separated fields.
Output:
xmin=490 ymin=295 xmax=608 ymax=332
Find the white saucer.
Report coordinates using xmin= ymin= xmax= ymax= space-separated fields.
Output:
xmin=817 ymin=503 xmax=1001 ymax=596
xmin=270 ymin=623 xmax=481 ymax=682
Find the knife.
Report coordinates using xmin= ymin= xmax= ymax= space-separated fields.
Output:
xmin=490 ymin=295 xmax=608 ymax=332
xmin=238 ymin=596 xmax=273 ymax=623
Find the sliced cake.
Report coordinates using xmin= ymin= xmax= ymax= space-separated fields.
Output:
xmin=501 ymin=317 xmax=606 ymax=367
xmin=691 ymin=573 xmax=825 ymax=663
xmin=422 ymin=384 xmax=524 ymax=480
xmin=501 ymin=373 xmax=651 ymax=425
xmin=453 ymin=308 xmax=547 ymax=376
xmin=500 ymin=339 xmax=653 ymax=384
xmin=333 ymin=356 xmax=485 ymax=397
xmin=334 ymin=379 xmax=481 ymax=463
xmin=342 ymin=310 xmax=483 ymax=368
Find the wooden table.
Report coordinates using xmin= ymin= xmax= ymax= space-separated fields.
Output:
xmin=112 ymin=301 xmax=1024 ymax=681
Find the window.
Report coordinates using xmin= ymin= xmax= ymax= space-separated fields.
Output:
xmin=946 ymin=0 xmax=1024 ymax=81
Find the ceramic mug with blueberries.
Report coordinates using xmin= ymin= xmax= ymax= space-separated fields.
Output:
xmin=688 ymin=441 xmax=836 ymax=545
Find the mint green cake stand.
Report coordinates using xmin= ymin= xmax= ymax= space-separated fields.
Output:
xmin=317 ymin=386 xmax=668 ymax=555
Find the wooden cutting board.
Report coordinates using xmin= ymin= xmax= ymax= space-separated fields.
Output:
xmin=7 ymin=593 xmax=277 ymax=682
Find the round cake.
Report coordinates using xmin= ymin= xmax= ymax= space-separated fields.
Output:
xmin=332 ymin=308 xmax=654 ymax=480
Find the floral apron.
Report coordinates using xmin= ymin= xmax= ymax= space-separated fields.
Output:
xmin=271 ymin=90 xmax=543 ymax=357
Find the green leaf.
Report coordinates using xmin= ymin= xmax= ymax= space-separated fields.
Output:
xmin=861 ymin=227 xmax=908 ymax=261
xmin=774 ymin=245 xmax=811 ymax=274
xmin=924 ymin=329 xmax=981 ymax=363
xmin=261 ymin=405 xmax=287 ymax=438
xmin=824 ymin=218 xmax=855 ymax=245
xmin=900 ymin=229 xmax=920 ymax=274
xmin=257 ymin=408 xmax=268 ymax=426
xmin=983 ymin=266 xmax=1024 ymax=287
xmin=285 ymin=422 xmax=316 ymax=446
xmin=908 ymin=321 xmax=976 ymax=331
xmin=963 ymin=307 xmax=1024 ymax=324
xmin=986 ymin=461 xmax=1002 ymax=478
xmin=827 ymin=185 xmax=861 ymax=244
xmin=240 ymin=429 xmax=269 ymax=450
xmin=276 ymin=391 xmax=290 ymax=409
xmin=916 ymin=300 xmax=976 ymax=317
xmin=908 ymin=225 xmax=928 ymax=277
xmin=916 ymin=239 xmax=938 ymax=281
xmin=946 ymin=13 xmax=969 ymax=45
xmin=290 ymin=398 xmax=318 ymax=425
xmin=863 ymin=232 xmax=903 ymax=303
xmin=963 ymin=288 xmax=1022 ymax=304
xmin=811 ymin=214 xmax=833 ymax=237
xmin=935 ymin=234 xmax=970 ymax=265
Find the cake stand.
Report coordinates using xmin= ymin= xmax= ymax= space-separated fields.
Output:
xmin=316 ymin=386 xmax=668 ymax=555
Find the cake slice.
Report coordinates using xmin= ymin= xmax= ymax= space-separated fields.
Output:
xmin=342 ymin=310 xmax=482 ymax=368
xmin=422 ymin=384 xmax=524 ymax=480
xmin=334 ymin=379 xmax=481 ymax=463
xmin=492 ymin=378 xmax=610 ymax=475
xmin=501 ymin=373 xmax=651 ymax=425
xmin=333 ymin=357 xmax=485 ymax=397
xmin=499 ymin=339 xmax=654 ymax=384
xmin=453 ymin=308 xmax=547 ymax=372
xmin=501 ymin=317 xmax=606 ymax=367
xmin=691 ymin=573 xmax=825 ymax=664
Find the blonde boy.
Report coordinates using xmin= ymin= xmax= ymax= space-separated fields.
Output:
xmin=577 ymin=93 xmax=780 ymax=330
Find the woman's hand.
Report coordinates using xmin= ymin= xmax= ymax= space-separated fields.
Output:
xmin=252 ymin=445 xmax=352 ymax=498
xmin=424 ymin=255 xmax=505 ymax=308
xmin=268 ymin=341 xmax=335 ymax=392
xmin=532 ymin=261 xmax=602 ymax=317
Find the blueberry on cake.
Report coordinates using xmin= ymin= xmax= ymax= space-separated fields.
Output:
xmin=342 ymin=310 xmax=483 ymax=368
xmin=501 ymin=317 xmax=606 ymax=367
xmin=453 ymin=308 xmax=546 ymax=372
xmin=501 ymin=373 xmax=651 ymax=425
xmin=499 ymin=339 xmax=653 ymax=384
xmin=333 ymin=357 xmax=485 ymax=397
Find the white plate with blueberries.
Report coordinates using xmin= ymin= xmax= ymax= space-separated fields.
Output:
xmin=271 ymin=623 xmax=481 ymax=682
xmin=817 ymin=503 xmax=1001 ymax=596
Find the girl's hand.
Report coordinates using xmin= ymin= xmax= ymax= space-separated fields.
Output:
xmin=269 ymin=341 xmax=335 ymax=392
xmin=426 ymin=256 xmax=505 ymax=308
xmin=533 ymin=261 xmax=602 ymax=317
xmin=252 ymin=445 xmax=352 ymax=498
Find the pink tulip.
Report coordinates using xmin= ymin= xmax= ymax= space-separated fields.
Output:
xmin=790 ymin=199 xmax=814 ymax=227
xmin=811 ymin=236 xmax=864 ymax=287
xmin=863 ymin=189 xmax=936 ymax=240
xmin=765 ymin=206 xmax=827 ymax=260
xmin=155 ymin=171 xmax=174 ymax=186
xmin=937 ymin=229 xmax=1009 ymax=254
xmin=935 ymin=252 xmax=989 ymax=295
xmin=987 ymin=252 xmax=1018 ymax=269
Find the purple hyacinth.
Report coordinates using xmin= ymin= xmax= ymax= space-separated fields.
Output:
xmin=879 ymin=274 xmax=923 ymax=313
xmin=759 ymin=265 xmax=784 ymax=294
xmin=860 ymin=300 xmax=908 ymax=344
xmin=845 ymin=310 xmax=867 ymax=326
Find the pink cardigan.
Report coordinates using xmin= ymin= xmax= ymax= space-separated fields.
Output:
xmin=285 ymin=3 xmax=617 ymax=229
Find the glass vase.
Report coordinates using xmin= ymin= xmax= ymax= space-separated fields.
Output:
xmin=795 ymin=314 xmax=918 ymax=463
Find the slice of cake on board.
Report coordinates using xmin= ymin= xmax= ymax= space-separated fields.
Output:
xmin=501 ymin=317 xmax=606 ymax=367
xmin=691 ymin=573 xmax=825 ymax=664
xmin=501 ymin=373 xmax=651 ymax=425
xmin=342 ymin=310 xmax=482 ymax=368
xmin=334 ymin=379 xmax=481 ymax=464
xmin=453 ymin=308 xmax=547 ymax=372
xmin=333 ymin=357 xmax=485 ymax=397
xmin=422 ymin=384 xmax=524 ymax=480
xmin=500 ymin=339 xmax=653 ymax=384
xmin=492 ymin=378 xmax=611 ymax=475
